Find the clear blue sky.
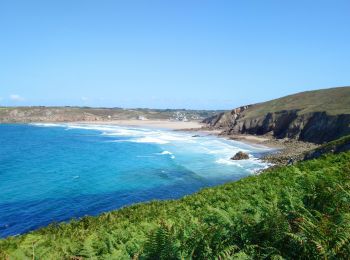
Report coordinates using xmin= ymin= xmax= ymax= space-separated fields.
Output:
xmin=0 ymin=0 xmax=349 ymax=109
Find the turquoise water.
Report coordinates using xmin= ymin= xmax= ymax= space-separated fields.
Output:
xmin=0 ymin=123 xmax=271 ymax=237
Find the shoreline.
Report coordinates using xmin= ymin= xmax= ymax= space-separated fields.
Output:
xmin=72 ymin=120 xmax=317 ymax=166
xmin=16 ymin=119 xmax=274 ymax=149
xmin=71 ymin=119 xmax=204 ymax=130
xmin=5 ymin=119 xmax=319 ymax=165
xmin=182 ymin=127 xmax=320 ymax=165
xmin=72 ymin=120 xmax=280 ymax=150
xmin=34 ymin=120 xmax=318 ymax=163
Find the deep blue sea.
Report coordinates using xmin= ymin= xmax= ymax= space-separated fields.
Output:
xmin=0 ymin=123 xmax=271 ymax=238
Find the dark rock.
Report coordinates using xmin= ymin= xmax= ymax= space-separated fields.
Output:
xmin=231 ymin=151 xmax=249 ymax=160
xmin=192 ymin=135 xmax=200 ymax=137
xmin=204 ymin=109 xmax=350 ymax=144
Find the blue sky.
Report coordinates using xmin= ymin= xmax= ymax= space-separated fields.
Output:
xmin=0 ymin=0 xmax=349 ymax=109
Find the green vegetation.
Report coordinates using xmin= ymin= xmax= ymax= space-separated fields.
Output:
xmin=244 ymin=86 xmax=350 ymax=118
xmin=0 ymin=106 xmax=223 ymax=123
xmin=304 ymin=135 xmax=350 ymax=160
xmin=313 ymin=134 xmax=350 ymax=151
xmin=1 ymin=152 xmax=350 ymax=259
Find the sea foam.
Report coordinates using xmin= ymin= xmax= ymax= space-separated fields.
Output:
xmin=33 ymin=123 xmax=271 ymax=173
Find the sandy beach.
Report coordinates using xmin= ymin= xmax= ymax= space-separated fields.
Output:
xmin=73 ymin=119 xmax=319 ymax=165
xmin=73 ymin=119 xmax=204 ymax=130
xmin=74 ymin=120 xmax=272 ymax=145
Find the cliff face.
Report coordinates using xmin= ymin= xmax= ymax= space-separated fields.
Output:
xmin=203 ymin=87 xmax=350 ymax=144
xmin=205 ymin=109 xmax=350 ymax=144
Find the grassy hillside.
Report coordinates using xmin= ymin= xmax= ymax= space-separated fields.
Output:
xmin=1 ymin=152 xmax=350 ymax=259
xmin=244 ymin=86 xmax=350 ymax=118
xmin=304 ymin=134 xmax=350 ymax=160
xmin=0 ymin=107 xmax=222 ymax=122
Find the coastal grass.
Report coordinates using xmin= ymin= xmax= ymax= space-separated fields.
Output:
xmin=0 ymin=106 xmax=223 ymax=123
xmin=1 ymin=152 xmax=350 ymax=259
xmin=314 ymin=134 xmax=350 ymax=151
xmin=304 ymin=135 xmax=350 ymax=160
xmin=244 ymin=86 xmax=350 ymax=118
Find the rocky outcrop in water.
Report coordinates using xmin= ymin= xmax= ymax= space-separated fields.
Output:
xmin=231 ymin=151 xmax=249 ymax=160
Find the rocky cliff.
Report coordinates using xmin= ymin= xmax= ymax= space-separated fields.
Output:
xmin=203 ymin=87 xmax=350 ymax=144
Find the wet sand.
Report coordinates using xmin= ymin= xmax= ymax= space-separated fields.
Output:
xmin=73 ymin=119 xmax=203 ymax=130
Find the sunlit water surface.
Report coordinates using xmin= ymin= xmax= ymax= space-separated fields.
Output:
xmin=0 ymin=123 xmax=271 ymax=237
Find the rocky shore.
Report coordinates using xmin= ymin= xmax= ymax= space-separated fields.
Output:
xmin=184 ymin=126 xmax=319 ymax=166
xmin=258 ymin=138 xmax=319 ymax=165
xmin=224 ymin=133 xmax=319 ymax=166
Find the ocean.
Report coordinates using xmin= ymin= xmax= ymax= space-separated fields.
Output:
xmin=0 ymin=123 xmax=271 ymax=237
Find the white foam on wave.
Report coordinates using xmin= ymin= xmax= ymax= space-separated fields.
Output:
xmin=155 ymin=150 xmax=175 ymax=159
xmin=31 ymin=123 xmax=65 ymax=127
xmin=190 ymin=139 xmax=251 ymax=165
xmin=109 ymin=140 xmax=129 ymax=143
xmin=101 ymin=128 xmax=149 ymax=137
xmin=128 ymin=131 xmax=193 ymax=144
xmin=32 ymin=122 xmax=272 ymax=173
xmin=189 ymin=138 xmax=273 ymax=172
xmin=66 ymin=124 xmax=122 ymax=133
xmin=159 ymin=151 xmax=173 ymax=155
xmin=132 ymin=137 xmax=169 ymax=144
xmin=63 ymin=124 xmax=180 ymax=144
xmin=60 ymin=123 xmax=194 ymax=145
xmin=215 ymin=158 xmax=243 ymax=167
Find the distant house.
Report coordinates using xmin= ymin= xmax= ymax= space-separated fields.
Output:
xmin=138 ymin=116 xmax=147 ymax=120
